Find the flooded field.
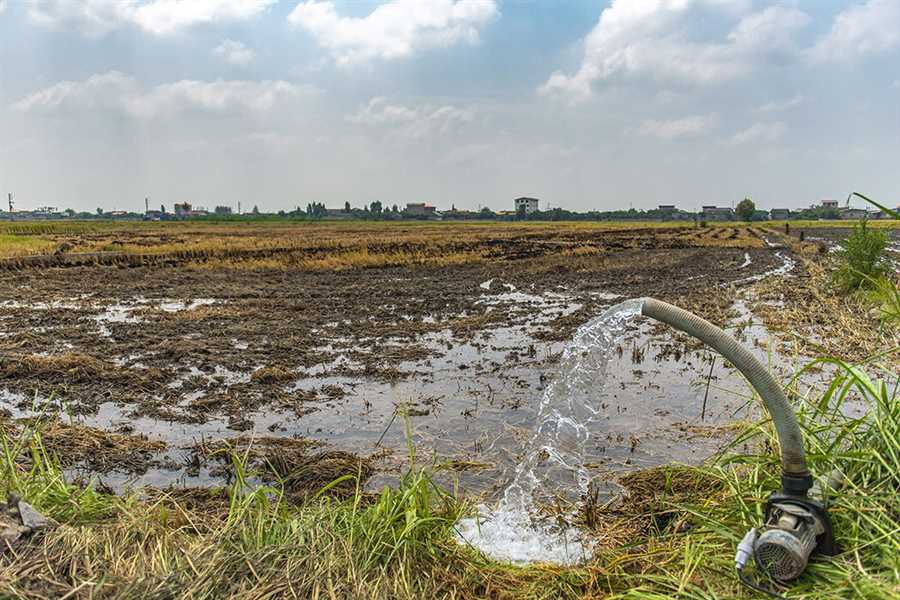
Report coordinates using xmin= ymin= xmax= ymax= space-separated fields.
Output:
xmin=0 ymin=221 xmax=886 ymax=499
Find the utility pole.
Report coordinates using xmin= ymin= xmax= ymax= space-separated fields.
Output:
xmin=7 ymin=193 xmax=13 ymax=213
xmin=145 ymin=197 xmax=149 ymax=213
xmin=238 ymin=201 xmax=242 ymax=215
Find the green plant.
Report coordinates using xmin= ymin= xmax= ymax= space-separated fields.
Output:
xmin=869 ymin=274 xmax=900 ymax=326
xmin=0 ymin=420 xmax=122 ymax=523
xmin=832 ymin=219 xmax=888 ymax=291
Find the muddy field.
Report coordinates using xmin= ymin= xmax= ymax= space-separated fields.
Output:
xmin=0 ymin=221 xmax=887 ymax=498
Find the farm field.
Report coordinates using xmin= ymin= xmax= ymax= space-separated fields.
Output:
xmin=0 ymin=222 xmax=814 ymax=483
xmin=0 ymin=219 xmax=896 ymax=598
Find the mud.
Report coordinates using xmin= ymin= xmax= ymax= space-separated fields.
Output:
xmin=0 ymin=224 xmax=863 ymax=496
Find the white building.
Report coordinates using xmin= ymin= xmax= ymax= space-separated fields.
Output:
xmin=514 ymin=197 xmax=540 ymax=214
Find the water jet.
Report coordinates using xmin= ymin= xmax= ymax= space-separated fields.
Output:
xmin=458 ymin=297 xmax=835 ymax=594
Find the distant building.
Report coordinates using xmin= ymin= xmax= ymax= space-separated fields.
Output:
xmin=840 ymin=208 xmax=871 ymax=220
xmin=514 ymin=197 xmax=540 ymax=214
xmin=172 ymin=203 xmax=209 ymax=218
xmin=441 ymin=209 xmax=480 ymax=220
xmin=821 ymin=199 xmax=839 ymax=209
xmin=404 ymin=203 xmax=440 ymax=219
xmin=769 ymin=208 xmax=792 ymax=220
xmin=658 ymin=204 xmax=692 ymax=221
xmin=31 ymin=206 xmax=61 ymax=219
xmin=700 ymin=206 xmax=734 ymax=221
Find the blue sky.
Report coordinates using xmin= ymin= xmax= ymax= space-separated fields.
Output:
xmin=0 ymin=0 xmax=898 ymax=213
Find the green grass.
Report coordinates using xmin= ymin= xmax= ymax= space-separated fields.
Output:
xmin=0 ymin=356 xmax=897 ymax=599
xmin=832 ymin=220 xmax=889 ymax=291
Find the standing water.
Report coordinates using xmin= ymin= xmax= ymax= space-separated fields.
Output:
xmin=456 ymin=298 xmax=646 ymax=564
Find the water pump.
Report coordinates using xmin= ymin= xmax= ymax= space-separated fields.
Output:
xmin=640 ymin=299 xmax=837 ymax=596
xmin=735 ymin=488 xmax=836 ymax=596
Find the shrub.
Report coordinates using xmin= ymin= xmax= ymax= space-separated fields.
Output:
xmin=736 ymin=197 xmax=755 ymax=221
xmin=833 ymin=219 xmax=888 ymax=291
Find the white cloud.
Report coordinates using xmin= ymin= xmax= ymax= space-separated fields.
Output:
xmin=10 ymin=71 xmax=140 ymax=113
xmin=0 ymin=1 xmax=7 ymax=14
xmin=812 ymin=0 xmax=900 ymax=62
xmin=212 ymin=39 xmax=257 ymax=66
xmin=635 ymin=114 xmax=717 ymax=140
xmin=756 ymin=93 xmax=806 ymax=113
xmin=540 ymin=1 xmax=809 ymax=101
xmin=288 ymin=0 xmax=499 ymax=65
xmin=729 ymin=121 xmax=787 ymax=145
xmin=27 ymin=0 xmax=139 ymax=36
xmin=347 ymin=97 xmax=474 ymax=140
xmin=11 ymin=71 xmax=313 ymax=118
xmin=28 ymin=0 xmax=276 ymax=36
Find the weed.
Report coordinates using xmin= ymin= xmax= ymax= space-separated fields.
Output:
xmin=832 ymin=220 xmax=888 ymax=291
xmin=868 ymin=274 xmax=900 ymax=326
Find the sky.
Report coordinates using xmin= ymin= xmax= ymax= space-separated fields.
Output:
xmin=0 ymin=0 xmax=898 ymax=213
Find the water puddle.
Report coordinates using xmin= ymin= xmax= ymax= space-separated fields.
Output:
xmin=735 ymin=251 xmax=795 ymax=285
xmin=91 ymin=297 xmax=218 ymax=337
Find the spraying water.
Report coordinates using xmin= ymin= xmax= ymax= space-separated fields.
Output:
xmin=456 ymin=298 xmax=646 ymax=564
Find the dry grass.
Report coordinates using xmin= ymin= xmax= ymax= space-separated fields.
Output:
xmin=249 ymin=366 xmax=295 ymax=384
xmin=0 ymin=220 xmax=816 ymax=274
xmin=0 ymin=235 xmax=57 ymax=257
xmin=0 ymin=353 xmax=163 ymax=387
xmin=751 ymin=249 xmax=899 ymax=362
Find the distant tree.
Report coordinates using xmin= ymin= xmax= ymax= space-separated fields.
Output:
xmin=304 ymin=202 xmax=326 ymax=218
xmin=252 ymin=205 xmax=260 ymax=215
xmin=369 ymin=200 xmax=383 ymax=214
xmin=160 ymin=204 xmax=166 ymax=214
xmin=736 ymin=197 xmax=755 ymax=221
xmin=479 ymin=207 xmax=496 ymax=219
xmin=392 ymin=204 xmax=399 ymax=213
xmin=344 ymin=201 xmax=351 ymax=213
xmin=96 ymin=207 xmax=103 ymax=216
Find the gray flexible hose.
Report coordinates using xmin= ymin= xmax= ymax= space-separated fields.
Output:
xmin=641 ymin=298 xmax=809 ymax=478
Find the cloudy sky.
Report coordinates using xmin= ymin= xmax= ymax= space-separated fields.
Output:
xmin=1 ymin=0 xmax=898 ymax=213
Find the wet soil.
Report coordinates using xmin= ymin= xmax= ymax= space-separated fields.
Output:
xmin=0 ymin=224 xmax=844 ymax=495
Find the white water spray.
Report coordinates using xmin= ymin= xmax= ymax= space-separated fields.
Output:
xmin=456 ymin=298 xmax=645 ymax=564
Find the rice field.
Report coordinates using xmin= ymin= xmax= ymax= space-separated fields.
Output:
xmin=0 ymin=219 xmax=896 ymax=599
